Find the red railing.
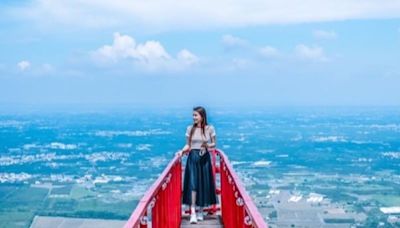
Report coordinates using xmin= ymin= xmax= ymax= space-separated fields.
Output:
xmin=216 ymin=149 xmax=267 ymax=228
xmin=124 ymin=155 xmax=182 ymax=228
xmin=124 ymin=148 xmax=267 ymax=228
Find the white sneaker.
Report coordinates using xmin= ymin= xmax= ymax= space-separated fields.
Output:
xmin=190 ymin=213 xmax=197 ymax=224
xmin=197 ymin=211 xmax=204 ymax=221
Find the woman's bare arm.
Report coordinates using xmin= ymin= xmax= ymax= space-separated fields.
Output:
xmin=176 ymin=136 xmax=191 ymax=156
xmin=207 ymin=135 xmax=216 ymax=148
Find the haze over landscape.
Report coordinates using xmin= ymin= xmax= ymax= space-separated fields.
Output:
xmin=1 ymin=1 xmax=400 ymax=227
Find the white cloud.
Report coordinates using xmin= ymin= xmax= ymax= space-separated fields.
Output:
xmin=259 ymin=46 xmax=280 ymax=58
xmin=92 ymin=33 xmax=198 ymax=71
xmin=14 ymin=61 xmax=56 ymax=76
xmin=17 ymin=60 xmax=31 ymax=71
xmin=295 ymin=44 xmax=328 ymax=62
xmin=221 ymin=34 xmax=248 ymax=48
xmin=177 ymin=49 xmax=199 ymax=66
xmin=313 ymin=30 xmax=337 ymax=39
xmin=15 ymin=62 xmax=56 ymax=76
xmin=11 ymin=0 xmax=400 ymax=31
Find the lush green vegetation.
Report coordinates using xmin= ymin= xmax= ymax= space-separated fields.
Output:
xmin=0 ymin=184 xmax=137 ymax=227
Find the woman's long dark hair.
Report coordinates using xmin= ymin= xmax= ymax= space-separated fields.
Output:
xmin=189 ymin=106 xmax=208 ymax=146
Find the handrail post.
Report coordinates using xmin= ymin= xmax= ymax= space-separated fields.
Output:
xmin=210 ymin=148 xmax=220 ymax=214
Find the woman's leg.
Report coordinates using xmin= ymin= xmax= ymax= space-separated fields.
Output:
xmin=191 ymin=190 xmax=196 ymax=207
xmin=190 ymin=190 xmax=197 ymax=223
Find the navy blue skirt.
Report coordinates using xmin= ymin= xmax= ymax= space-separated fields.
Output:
xmin=182 ymin=149 xmax=217 ymax=207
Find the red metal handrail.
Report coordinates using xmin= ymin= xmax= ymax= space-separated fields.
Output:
xmin=216 ymin=148 xmax=268 ymax=228
xmin=124 ymin=148 xmax=268 ymax=228
xmin=124 ymin=155 xmax=182 ymax=228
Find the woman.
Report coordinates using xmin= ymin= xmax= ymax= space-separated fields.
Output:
xmin=176 ymin=106 xmax=217 ymax=224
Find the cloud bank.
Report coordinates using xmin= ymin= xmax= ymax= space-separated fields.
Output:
xmin=10 ymin=0 xmax=400 ymax=30
xmin=92 ymin=33 xmax=198 ymax=71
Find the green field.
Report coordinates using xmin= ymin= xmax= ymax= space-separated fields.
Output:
xmin=0 ymin=184 xmax=138 ymax=228
xmin=370 ymin=194 xmax=400 ymax=207
xmin=0 ymin=185 xmax=48 ymax=228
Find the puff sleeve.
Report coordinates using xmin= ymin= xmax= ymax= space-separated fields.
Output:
xmin=185 ymin=125 xmax=192 ymax=137
xmin=209 ymin=125 xmax=216 ymax=137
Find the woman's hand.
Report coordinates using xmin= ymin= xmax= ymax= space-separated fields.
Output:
xmin=201 ymin=142 xmax=208 ymax=148
xmin=175 ymin=150 xmax=184 ymax=157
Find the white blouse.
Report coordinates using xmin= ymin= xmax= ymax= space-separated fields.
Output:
xmin=185 ymin=125 xmax=216 ymax=149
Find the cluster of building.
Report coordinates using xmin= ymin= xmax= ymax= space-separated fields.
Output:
xmin=258 ymin=189 xmax=367 ymax=227
xmin=0 ymin=151 xmax=130 ymax=166
xmin=0 ymin=172 xmax=33 ymax=183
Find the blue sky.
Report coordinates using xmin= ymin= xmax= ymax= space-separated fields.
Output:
xmin=1 ymin=1 xmax=400 ymax=107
